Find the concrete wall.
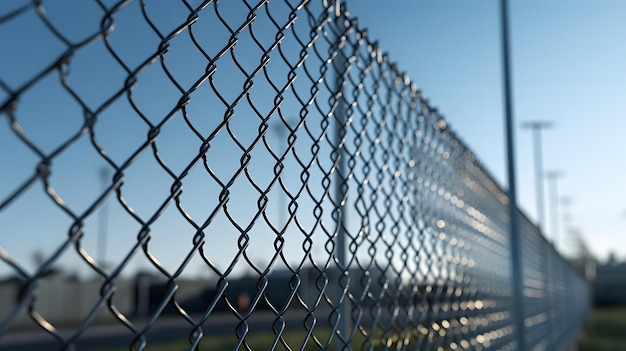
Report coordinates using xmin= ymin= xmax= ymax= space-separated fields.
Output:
xmin=0 ymin=276 xmax=135 ymax=329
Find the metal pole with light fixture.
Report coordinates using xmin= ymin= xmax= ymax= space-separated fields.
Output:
xmin=97 ymin=167 xmax=110 ymax=269
xmin=560 ymin=196 xmax=576 ymax=254
xmin=499 ymin=0 xmax=526 ymax=349
xmin=521 ymin=121 xmax=552 ymax=233
xmin=271 ymin=121 xmax=288 ymax=227
xmin=545 ymin=170 xmax=563 ymax=250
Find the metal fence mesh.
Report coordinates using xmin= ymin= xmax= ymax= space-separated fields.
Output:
xmin=0 ymin=1 xmax=589 ymax=350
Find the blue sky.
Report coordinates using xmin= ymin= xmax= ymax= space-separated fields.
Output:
xmin=347 ymin=0 xmax=626 ymax=260
xmin=1 ymin=0 xmax=624 ymax=281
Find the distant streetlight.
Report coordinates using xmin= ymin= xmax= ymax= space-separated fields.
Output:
xmin=271 ymin=121 xmax=288 ymax=227
xmin=271 ymin=117 xmax=297 ymax=228
xmin=521 ymin=120 xmax=552 ymax=233
xmin=560 ymin=196 xmax=575 ymax=253
xmin=97 ymin=167 xmax=110 ymax=268
xmin=560 ymin=196 xmax=574 ymax=223
xmin=545 ymin=170 xmax=563 ymax=250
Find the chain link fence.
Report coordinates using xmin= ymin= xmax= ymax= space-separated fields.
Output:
xmin=0 ymin=1 xmax=589 ymax=350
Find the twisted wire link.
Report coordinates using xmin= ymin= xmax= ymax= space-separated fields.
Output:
xmin=0 ymin=1 xmax=589 ymax=350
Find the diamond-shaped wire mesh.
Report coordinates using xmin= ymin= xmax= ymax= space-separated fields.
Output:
xmin=1 ymin=1 xmax=589 ymax=350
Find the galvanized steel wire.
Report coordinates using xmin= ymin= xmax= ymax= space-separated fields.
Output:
xmin=0 ymin=1 xmax=589 ymax=350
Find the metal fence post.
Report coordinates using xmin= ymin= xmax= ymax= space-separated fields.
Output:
xmin=500 ymin=0 xmax=527 ymax=349
xmin=334 ymin=11 xmax=351 ymax=351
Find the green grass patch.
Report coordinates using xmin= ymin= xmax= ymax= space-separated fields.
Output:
xmin=94 ymin=329 xmax=327 ymax=351
xmin=93 ymin=325 xmax=437 ymax=351
xmin=579 ymin=307 xmax=626 ymax=351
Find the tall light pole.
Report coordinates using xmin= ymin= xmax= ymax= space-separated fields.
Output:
xmin=271 ymin=121 xmax=288 ymax=227
xmin=545 ymin=171 xmax=563 ymax=250
xmin=521 ymin=121 xmax=552 ymax=233
xmin=520 ymin=122 xmax=553 ymax=350
xmin=560 ymin=196 xmax=575 ymax=255
xmin=500 ymin=0 xmax=526 ymax=349
xmin=560 ymin=196 xmax=574 ymax=229
xmin=97 ymin=167 xmax=110 ymax=269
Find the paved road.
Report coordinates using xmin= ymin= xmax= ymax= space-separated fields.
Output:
xmin=0 ymin=312 xmax=310 ymax=350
